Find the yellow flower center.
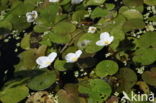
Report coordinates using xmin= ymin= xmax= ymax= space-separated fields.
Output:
xmin=71 ymin=57 xmax=78 ymax=62
xmin=45 ymin=61 xmax=51 ymax=65
xmin=103 ymin=41 xmax=110 ymax=45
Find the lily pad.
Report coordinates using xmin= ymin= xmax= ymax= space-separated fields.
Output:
xmin=14 ymin=49 xmax=37 ymax=71
xmin=53 ymin=21 xmax=76 ymax=35
xmin=117 ymin=68 xmax=137 ymax=92
xmin=133 ymin=48 xmax=156 ymax=65
xmin=78 ymin=79 xmax=112 ymax=103
xmin=57 ymin=84 xmax=80 ymax=103
xmin=142 ymin=67 xmax=156 ymax=86
xmin=95 ymin=60 xmax=119 ymax=77
xmin=27 ymin=70 xmax=57 ymax=90
xmin=123 ymin=19 xmax=145 ymax=32
xmin=0 ymin=85 xmax=29 ymax=103
xmin=77 ymin=33 xmax=103 ymax=53
xmin=84 ymin=0 xmax=106 ymax=6
xmin=20 ymin=33 xmax=31 ymax=50
xmin=135 ymin=32 xmax=156 ymax=48
xmin=91 ymin=7 xmax=109 ymax=19
xmin=144 ymin=0 xmax=156 ymax=5
xmin=122 ymin=9 xmax=143 ymax=20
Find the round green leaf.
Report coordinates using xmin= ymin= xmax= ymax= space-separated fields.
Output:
xmin=91 ymin=7 xmax=109 ymax=19
xmin=144 ymin=0 xmax=156 ymax=5
xmin=122 ymin=9 xmax=143 ymax=20
xmin=123 ymin=19 xmax=145 ymax=32
xmin=77 ymin=33 xmax=102 ymax=53
xmin=72 ymin=10 xmax=88 ymax=22
xmin=27 ymin=70 xmax=57 ymax=90
xmin=133 ymin=48 xmax=156 ymax=65
xmin=117 ymin=68 xmax=137 ymax=92
xmin=20 ymin=33 xmax=31 ymax=50
xmin=79 ymin=79 xmax=112 ymax=103
xmin=95 ymin=60 xmax=119 ymax=77
xmin=142 ymin=67 xmax=156 ymax=86
xmin=0 ymin=85 xmax=29 ymax=103
xmin=53 ymin=22 xmax=76 ymax=35
xmin=84 ymin=0 xmax=106 ymax=6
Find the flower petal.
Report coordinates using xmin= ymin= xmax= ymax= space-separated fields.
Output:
xmin=48 ymin=52 xmax=57 ymax=62
xmin=36 ymin=56 xmax=47 ymax=65
xmin=109 ymin=36 xmax=114 ymax=42
xmin=36 ymin=57 xmax=51 ymax=68
xmin=100 ymin=32 xmax=110 ymax=40
xmin=71 ymin=0 xmax=83 ymax=4
xmin=65 ymin=53 xmax=76 ymax=63
xmin=75 ymin=50 xmax=82 ymax=57
xmin=96 ymin=40 xmax=105 ymax=46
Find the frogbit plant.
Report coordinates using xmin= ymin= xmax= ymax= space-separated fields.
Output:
xmin=49 ymin=0 xmax=60 ymax=3
xmin=26 ymin=11 xmax=38 ymax=23
xmin=71 ymin=0 xmax=83 ymax=5
xmin=1 ymin=0 xmax=156 ymax=103
xmin=96 ymin=32 xmax=114 ymax=46
xmin=88 ymin=26 xmax=97 ymax=33
xmin=36 ymin=52 xmax=57 ymax=69
xmin=65 ymin=50 xmax=82 ymax=63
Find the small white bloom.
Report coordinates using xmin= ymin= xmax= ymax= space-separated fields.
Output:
xmin=88 ymin=26 xmax=97 ymax=33
xmin=65 ymin=50 xmax=82 ymax=63
xmin=36 ymin=52 xmax=57 ymax=69
xmin=49 ymin=0 xmax=59 ymax=3
xmin=71 ymin=0 xmax=83 ymax=4
xmin=96 ymin=32 xmax=114 ymax=46
xmin=26 ymin=11 xmax=38 ymax=23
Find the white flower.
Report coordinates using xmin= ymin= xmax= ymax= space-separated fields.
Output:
xmin=36 ymin=52 xmax=57 ymax=69
xmin=71 ymin=0 xmax=83 ymax=4
xmin=26 ymin=11 xmax=38 ymax=23
xmin=65 ymin=50 xmax=82 ymax=63
xmin=96 ymin=32 xmax=114 ymax=46
xmin=49 ymin=0 xmax=59 ymax=2
xmin=88 ymin=26 xmax=97 ymax=33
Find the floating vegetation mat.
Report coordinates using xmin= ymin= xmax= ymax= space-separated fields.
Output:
xmin=0 ymin=0 xmax=156 ymax=103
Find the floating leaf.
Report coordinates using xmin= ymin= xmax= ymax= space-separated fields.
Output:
xmin=79 ymin=79 xmax=112 ymax=103
xmin=0 ymin=85 xmax=29 ymax=103
xmin=49 ymin=32 xmax=71 ymax=44
xmin=57 ymin=84 xmax=80 ymax=103
xmin=53 ymin=21 xmax=76 ymax=35
xmin=0 ymin=20 xmax=12 ymax=34
xmin=27 ymin=70 xmax=57 ymax=90
xmin=142 ymin=67 xmax=156 ymax=86
xmin=105 ymin=3 xmax=115 ymax=10
xmin=117 ymin=68 xmax=137 ymax=92
xmin=122 ymin=9 xmax=143 ymax=20
xmin=123 ymin=19 xmax=145 ymax=32
xmin=14 ymin=49 xmax=37 ymax=71
xmin=77 ymin=33 xmax=102 ymax=53
xmin=123 ymin=0 xmax=143 ymax=7
xmin=95 ymin=60 xmax=119 ymax=77
xmin=135 ymin=32 xmax=156 ymax=48
xmin=144 ymin=0 xmax=156 ymax=5
xmin=72 ymin=10 xmax=88 ymax=22
xmin=91 ymin=7 xmax=109 ymax=19
xmin=136 ymin=81 xmax=149 ymax=94
xmin=84 ymin=0 xmax=106 ymax=6
xmin=133 ymin=48 xmax=156 ymax=65
xmin=20 ymin=33 xmax=31 ymax=50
